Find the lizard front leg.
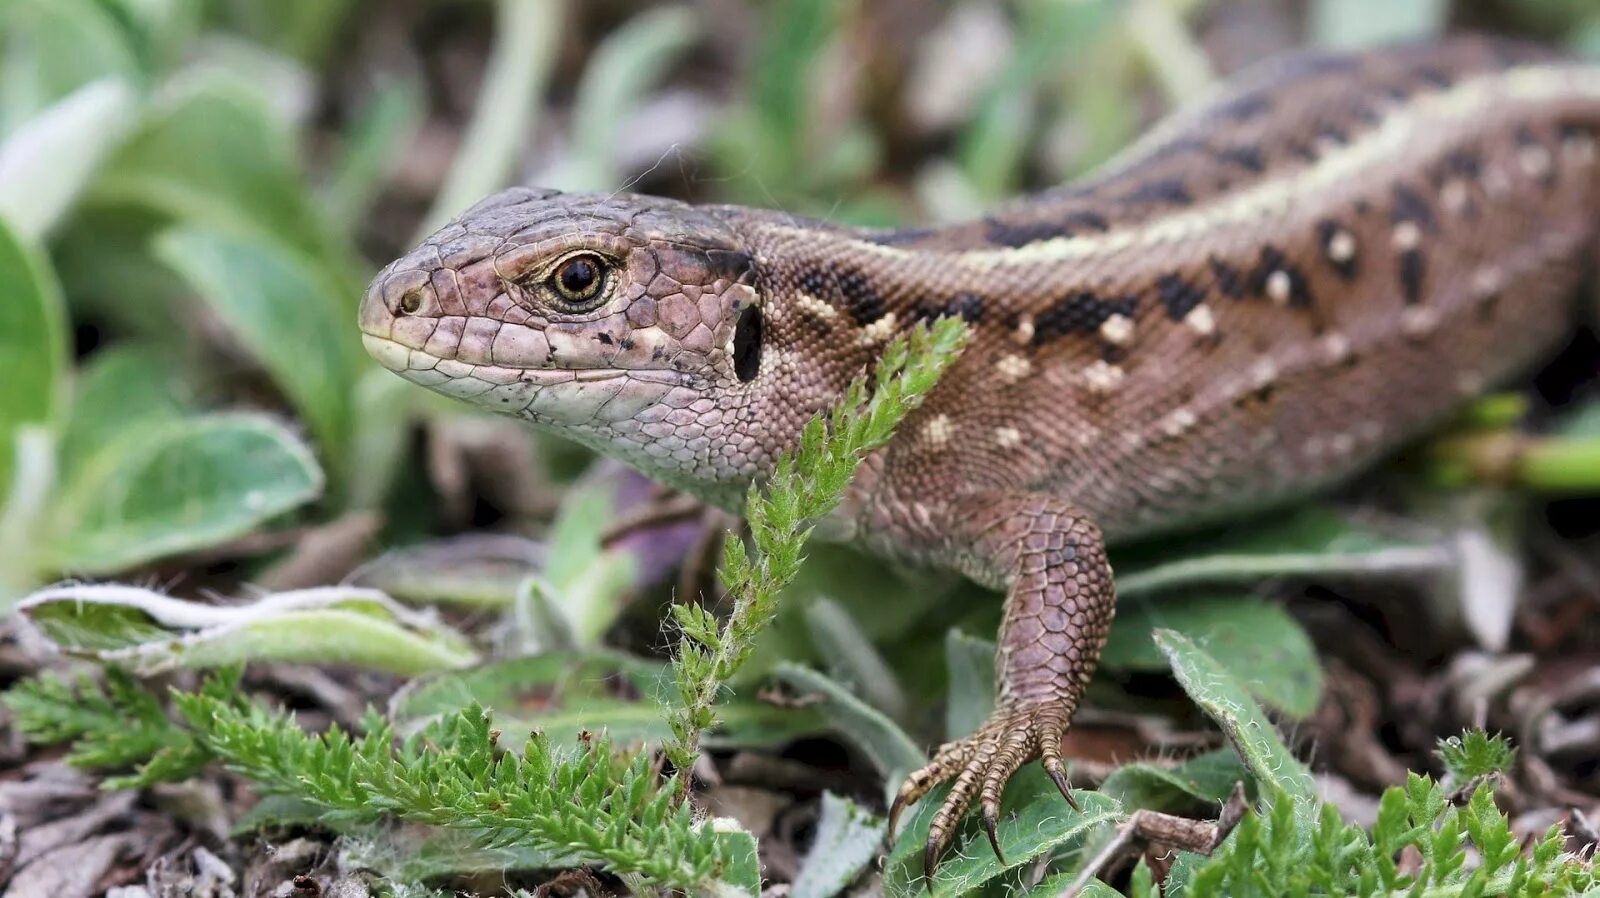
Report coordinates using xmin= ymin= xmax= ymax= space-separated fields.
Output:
xmin=887 ymin=490 xmax=1115 ymax=876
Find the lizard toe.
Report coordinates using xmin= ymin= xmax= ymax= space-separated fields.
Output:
xmin=894 ymin=700 xmax=1085 ymax=879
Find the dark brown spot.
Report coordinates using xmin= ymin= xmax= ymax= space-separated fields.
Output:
xmin=836 ymin=268 xmax=886 ymax=325
xmin=1032 ymin=292 xmax=1137 ymax=344
xmin=1209 ymin=257 xmax=1245 ymax=299
xmin=985 ymin=218 xmax=1069 ymax=248
xmin=1214 ymin=91 xmax=1271 ymax=122
xmin=984 ymin=211 xmax=1109 ymax=248
xmin=911 ymin=292 xmax=986 ymax=325
xmin=1155 ymin=274 xmax=1207 ymax=321
xmin=1443 ymin=149 xmax=1482 ymax=178
xmin=1218 ymin=145 xmax=1265 ymax=172
xmin=1121 ymin=178 xmax=1192 ymax=206
xmin=866 ymin=226 xmax=937 ymax=247
xmin=798 ymin=265 xmax=885 ymax=325
xmin=1250 ymin=247 xmax=1314 ymax=308
xmin=1415 ymin=65 xmax=1454 ymax=89
xmin=1391 ymin=185 xmax=1437 ymax=230
xmin=1318 ymin=219 xmax=1359 ymax=280
xmin=1399 ymin=250 xmax=1426 ymax=304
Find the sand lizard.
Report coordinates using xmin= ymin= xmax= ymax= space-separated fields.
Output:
xmin=359 ymin=37 xmax=1600 ymax=873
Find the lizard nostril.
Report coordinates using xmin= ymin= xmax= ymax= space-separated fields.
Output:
xmin=398 ymin=289 xmax=424 ymax=315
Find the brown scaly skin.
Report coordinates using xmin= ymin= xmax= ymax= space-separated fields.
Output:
xmin=360 ymin=38 xmax=1600 ymax=874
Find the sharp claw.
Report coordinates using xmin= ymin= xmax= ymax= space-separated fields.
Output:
xmin=887 ymin=791 xmax=908 ymax=839
xmin=1045 ymin=758 xmax=1081 ymax=811
xmin=982 ymin=805 xmax=1005 ymax=864
xmin=923 ymin=835 xmax=944 ymax=884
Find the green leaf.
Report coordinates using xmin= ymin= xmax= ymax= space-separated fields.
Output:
xmin=354 ymin=533 xmax=539 ymax=608
xmin=792 ymin=792 xmax=885 ymax=898
xmin=0 ymin=79 xmax=139 ymax=240
xmin=703 ymin=819 xmax=762 ymax=898
xmin=0 ymin=215 xmax=66 ymax=503
xmin=1023 ymin=874 xmax=1123 ymax=898
xmin=0 ymin=0 xmax=142 ymax=131
xmin=775 ymin=663 xmax=923 ymax=787
xmin=528 ymin=474 xmax=639 ymax=649
xmin=1437 ymin=731 xmax=1516 ymax=782
xmin=1154 ymin=629 xmax=1316 ymax=808
xmin=90 ymin=77 xmax=358 ymax=282
xmin=16 ymin=584 xmax=477 ymax=675
xmin=45 ymin=413 xmax=322 ymax=574
xmin=943 ymin=629 xmax=997 ymax=740
xmin=1103 ymin=596 xmax=1323 ymax=718
xmin=1113 ymin=507 xmax=1451 ymax=597
xmin=1099 ymin=750 xmax=1246 ymax=813
xmin=391 ymin=652 xmax=825 ymax=750
xmin=155 ymin=227 xmax=361 ymax=475
xmin=805 ymin=596 xmax=907 ymax=721
xmin=884 ymin=765 xmax=1121 ymax=897
xmin=58 ymin=344 xmax=188 ymax=480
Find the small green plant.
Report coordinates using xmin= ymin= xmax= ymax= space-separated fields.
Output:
xmin=663 ymin=317 xmax=970 ymax=783
xmin=7 ymin=668 xmax=742 ymax=891
xmin=1186 ymin=733 xmax=1592 ymax=898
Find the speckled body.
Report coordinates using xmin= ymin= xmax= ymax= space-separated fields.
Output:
xmin=360 ymin=38 xmax=1600 ymax=873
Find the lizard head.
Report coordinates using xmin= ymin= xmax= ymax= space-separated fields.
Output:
xmin=360 ymin=187 xmax=788 ymax=505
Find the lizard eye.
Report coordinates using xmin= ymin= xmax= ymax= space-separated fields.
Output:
xmin=546 ymin=252 xmax=610 ymax=309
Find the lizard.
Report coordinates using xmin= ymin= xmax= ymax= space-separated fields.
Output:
xmin=358 ymin=36 xmax=1600 ymax=875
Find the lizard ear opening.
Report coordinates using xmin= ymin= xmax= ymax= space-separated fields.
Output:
xmin=733 ymin=305 xmax=762 ymax=382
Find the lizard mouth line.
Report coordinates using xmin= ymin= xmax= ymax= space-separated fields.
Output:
xmin=360 ymin=334 xmax=691 ymax=385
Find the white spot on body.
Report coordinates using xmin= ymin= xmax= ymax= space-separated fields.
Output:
xmin=1320 ymin=332 xmax=1353 ymax=365
xmin=1266 ymin=270 xmax=1293 ymax=306
xmin=1326 ymin=229 xmax=1357 ymax=263
xmin=1083 ymin=360 xmax=1125 ymax=394
xmin=858 ymin=312 xmax=899 ymax=346
xmin=1161 ymin=408 xmax=1199 ymax=438
xmin=1184 ymin=304 xmax=1217 ymax=337
xmin=994 ymin=426 xmax=1022 ymax=448
xmin=1457 ymin=370 xmax=1486 ymax=396
xmin=996 ymin=353 xmax=1033 ymax=384
xmin=1249 ymin=359 xmax=1278 ymax=391
xmin=1391 ymin=221 xmax=1422 ymax=252
xmin=1519 ymin=143 xmax=1553 ymax=179
xmin=1099 ymin=313 xmax=1135 ymax=346
xmin=1472 ymin=267 xmax=1503 ymax=298
xmin=1401 ymin=305 xmax=1440 ymax=338
xmin=794 ymin=292 xmax=838 ymax=322
xmin=1329 ymin=432 xmax=1356 ymax=456
xmin=1013 ymin=313 xmax=1036 ymax=345
xmin=923 ymin=414 xmax=953 ymax=447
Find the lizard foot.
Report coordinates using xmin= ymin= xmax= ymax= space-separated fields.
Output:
xmin=887 ymin=701 xmax=1078 ymax=879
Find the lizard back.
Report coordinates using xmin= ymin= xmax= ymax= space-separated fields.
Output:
xmin=721 ymin=37 xmax=1600 ymax=544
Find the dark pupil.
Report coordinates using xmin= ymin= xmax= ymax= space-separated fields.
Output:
xmin=560 ymin=259 xmax=597 ymax=295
